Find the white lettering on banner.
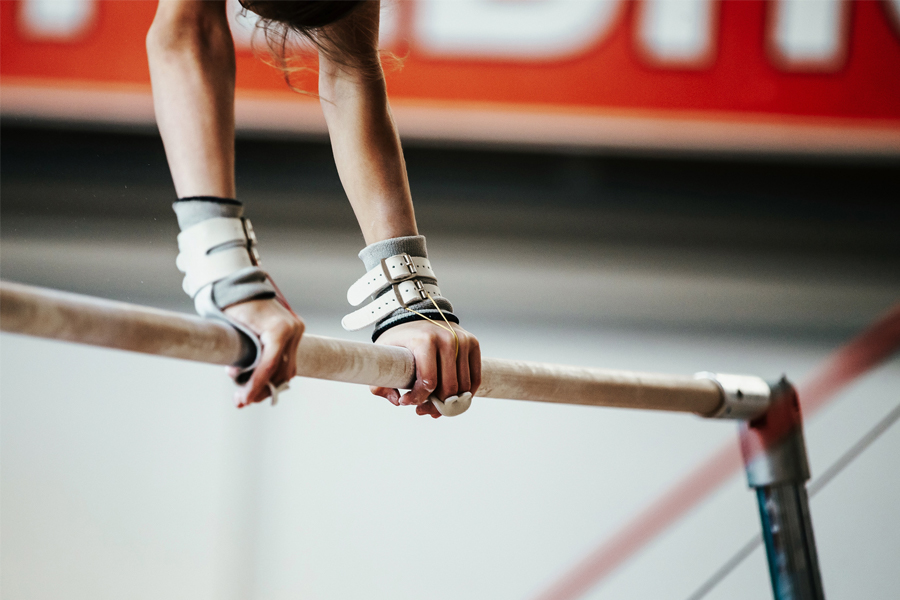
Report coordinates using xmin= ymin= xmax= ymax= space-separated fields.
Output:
xmin=414 ymin=0 xmax=623 ymax=59
xmin=639 ymin=0 xmax=715 ymax=65
xmin=226 ymin=0 xmax=398 ymax=52
xmin=771 ymin=0 xmax=847 ymax=69
xmin=19 ymin=0 xmax=95 ymax=40
xmin=15 ymin=0 xmax=900 ymax=73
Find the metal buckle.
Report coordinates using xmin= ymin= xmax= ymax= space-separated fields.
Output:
xmin=242 ymin=218 xmax=258 ymax=245
xmin=413 ymin=279 xmax=427 ymax=300
xmin=242 ymin=219 xmax=261 ymax=266
xmin=393 ymin=279 xmax=428 ymax=308
xmin=401 ymin=253 xmax=417 ymax=275
xmin=381 ymin=253 xmax=418 ymax=284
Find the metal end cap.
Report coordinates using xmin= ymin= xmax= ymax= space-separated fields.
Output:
xmin=694 ymin=372 xmax=771 ymax=420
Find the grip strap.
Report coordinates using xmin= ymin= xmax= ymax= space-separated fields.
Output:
xmin=173 ymin=200 xmax=274 ymax=377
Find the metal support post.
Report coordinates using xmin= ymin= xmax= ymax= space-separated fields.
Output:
xmin=740 ymin=378 xmax=825 ymax=600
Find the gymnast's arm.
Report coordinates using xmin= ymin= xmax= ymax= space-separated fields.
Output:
xmin=318 ymin=2 xmax=481 ymax=417
xmin=147 ymin=0 xmax=304 ymax=407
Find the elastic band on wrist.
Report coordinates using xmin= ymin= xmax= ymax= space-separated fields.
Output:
xmin=176 ymin=196 xmax=242 ymax=205
xmin=372 ymin=308 xmax=460 ymax=342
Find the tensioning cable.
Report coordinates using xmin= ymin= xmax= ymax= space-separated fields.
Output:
xmin=684 ymin=401 xmax=900 ymax=600
xmin=401 ymin=289 xmax=460 ymax=360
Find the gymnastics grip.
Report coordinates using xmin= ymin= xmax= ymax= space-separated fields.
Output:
xmin=430 ymin=391 xmax=473 ymax=417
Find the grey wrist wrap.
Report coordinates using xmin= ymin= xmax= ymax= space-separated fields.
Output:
xmin=173 ymin=197 xmax=275 ymax=373
xmin=357 ymin=235 xmax=459 ymax=342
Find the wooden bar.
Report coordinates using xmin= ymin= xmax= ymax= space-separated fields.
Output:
xmin=0 ymin=281 xmax=723 ymax=415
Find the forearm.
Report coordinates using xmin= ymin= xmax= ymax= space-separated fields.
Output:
xmin=318 ymin=7 xmax=416 ymax=244
xmin=147 ymin=0 xmax=236 ymax=198
xmin=318 ymin=3 xmax=479 ymax=414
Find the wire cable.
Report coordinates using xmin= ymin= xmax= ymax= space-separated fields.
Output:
xmin=684 ymin=401 xmax=900 ymax=600
xmin=684 ymin=536 xmax=763 ymax=600
xmin=402 ymin=289 xmax=459 ymax=360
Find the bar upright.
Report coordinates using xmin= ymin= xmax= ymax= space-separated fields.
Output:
xmin=741 ymin=378 xmax=825 ymax=600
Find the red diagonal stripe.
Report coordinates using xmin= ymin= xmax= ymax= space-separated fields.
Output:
xmin=533 ymin=302 xmax=900 ymax=600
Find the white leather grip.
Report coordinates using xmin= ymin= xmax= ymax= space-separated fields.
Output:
xmin=176 ymin=217 xmax=260 ymax=298
xmin=346 ymin=253 xmax=436 ymax=307
xmin=194 ymin=285 xmax=262 ymax=375
xmin=342 ymin=280 xmax=444 ymax=331
xmin=430 ymin=392 xmax=472 ymax=417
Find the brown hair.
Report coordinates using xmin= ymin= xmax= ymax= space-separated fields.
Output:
xmin=238 ymin=0 xmax=384 ymax=88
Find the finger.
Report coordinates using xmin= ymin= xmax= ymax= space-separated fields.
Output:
xmin=416 ymin=401 xmax=441 ymax=419
xmin=469 ymin=338 xmax=482 ymax=395
xmin=401 ymin=342 xmax=437 ymax=406
xmin=269 ymin=327 xmax=301 ymax=388
xmin=235 ymin=332 xmax=287 ymax=408
xmin=371 ymin=386 xmax=401 ymax=406
xmin=437 ymin=333 xmax=459 ymax=401
xmin=456 ymin=333 xmax=472 ymax=394
xmin=258 ymin=354 xmax=291 ymax=401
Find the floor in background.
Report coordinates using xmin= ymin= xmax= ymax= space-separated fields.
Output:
xmin=2 ymin=221 xmax=899 ymax=600
xmin=2 ymin=314 xmax=898 ymax=600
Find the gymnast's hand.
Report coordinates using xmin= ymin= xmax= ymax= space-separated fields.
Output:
xmin=370 ymin=321 xmax=481 ymax=418
xmin=225 ymin=298 xmax=305 ymax=408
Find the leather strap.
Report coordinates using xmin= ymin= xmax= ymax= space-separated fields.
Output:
xmin=178 ymin=217 xmax=248 ymax=255
xmin=193 ymin=284 xmax=261 ymax=374
xmin=179 ymin=247 xmax=256 ymax=297
xmin=176 ymin=217 xmax=260 ymax=298
xmin=346 ymin=253 xmax=436 ymax=306
xmin=342 ymin=281 xmax=444 ymax=331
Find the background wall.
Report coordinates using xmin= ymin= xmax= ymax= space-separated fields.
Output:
xmin=2 ymin=1 xmax=900 ymax=599
xmin=3 ymin=0 xmax=900 ymax=153
xmin=1 ymin=124 xmax=898 ymax=600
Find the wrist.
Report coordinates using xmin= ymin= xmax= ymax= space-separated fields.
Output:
xmin=173 ymin=197 xmax=275 ymax=370
xmin=174 ymin=197 xmax=275 ymax=310
xmin=342 ymin=235 xmax=459 ymax=341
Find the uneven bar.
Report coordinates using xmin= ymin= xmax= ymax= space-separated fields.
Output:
xmin=0 ymin=281 xmax=723 ymax=415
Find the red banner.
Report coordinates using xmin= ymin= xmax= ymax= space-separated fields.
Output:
xmin=2 ymin=0 xmax=899 ymax=154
